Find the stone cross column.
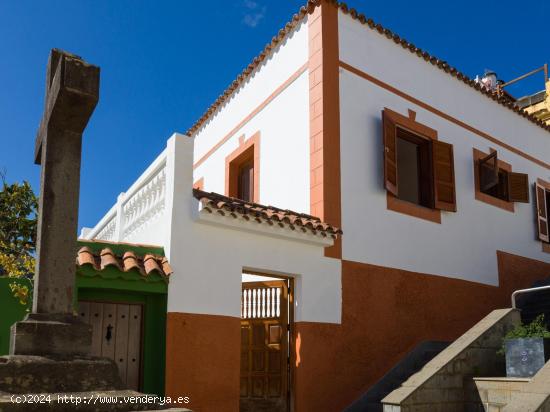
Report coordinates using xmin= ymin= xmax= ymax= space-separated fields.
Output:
xmin=9 ymin=49 xmax=99 ymax=356
xmin=32 ymin=49 xmax=99 ymax=314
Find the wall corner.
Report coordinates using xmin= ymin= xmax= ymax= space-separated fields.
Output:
xmin=164 ymin=133 xmax=194 ymax=260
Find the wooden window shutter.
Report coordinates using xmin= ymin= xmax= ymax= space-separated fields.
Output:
xmin=432 ymin=140 xmax=456 ymax=212
xmin=479 ymin=151 xmax=499 ymax=192
xmin=536 ymin=182 xmax=549 ymax=242
xmin=383 ymin=110 xmax=398 ymax=196
xmin=508 ymin=172 xmax=529 ymax=203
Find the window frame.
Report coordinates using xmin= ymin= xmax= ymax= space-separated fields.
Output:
xmin=473 ymin=148 xmax=514 ymax=212
xmin=383 ymin=107 xmax=457 ymax=223
xmin=383 ymin=108 xmax=440 ymax=223
xmin=225 ymin=132 xmax=260 ymax=203
xmin=537 ymin=178 xmax=550 ymax=253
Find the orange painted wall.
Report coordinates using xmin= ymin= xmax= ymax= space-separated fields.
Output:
xmin=308 ymin=0 xmax=342 ymax=259
xmin=165 ymin=312 xmax=241 ymax=412
xmin=293 ymin=251 xmax=550 ymax=411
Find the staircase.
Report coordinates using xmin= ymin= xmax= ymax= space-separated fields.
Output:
xmin=345 ymin=341 xmax=449 ymax=412
xmin=379 ymin=307 xmax=550 ymax=412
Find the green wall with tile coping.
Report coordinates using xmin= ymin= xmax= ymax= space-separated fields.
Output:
xmin=0 ymin=240 xmax=168 ymax=396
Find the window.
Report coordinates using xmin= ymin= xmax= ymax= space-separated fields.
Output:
xmin=536 ymin=179 xmax=550 ymax=244
xmin=473 ymin=149 xmax=529 ymax=212
xmin=225 ymin=132 xmax=260 ymax=203
xmin=478 ymin=151 xmax=529 ymax=203
xmin=395 ymin=128 xmax=433 ymax=208
xmin=237 ymin=160 xmax=254 ymax=202
xmin=383 ymin=108 xmax=457 ymax=216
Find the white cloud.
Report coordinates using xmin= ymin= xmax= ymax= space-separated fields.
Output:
xmin=242 ymin=0 xmax=266 ymax=28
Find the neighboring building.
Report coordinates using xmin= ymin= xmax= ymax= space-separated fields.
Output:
xmin=81 ymin=1 xmax=550 ymax=411
xmin=518 ymin=80 xmax=550 ymax=126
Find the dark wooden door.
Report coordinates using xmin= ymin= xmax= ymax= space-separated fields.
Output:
xmin=78 ymin=300 xmax=143 ymax=390
xmin=240 ymin=280 xmax=289 ymax=412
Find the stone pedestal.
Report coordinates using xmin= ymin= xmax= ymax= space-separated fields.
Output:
xmin=0 ymin=356 xmax=191 ymax=411
xmin=9 ymin=314 xmax=92 ymax=357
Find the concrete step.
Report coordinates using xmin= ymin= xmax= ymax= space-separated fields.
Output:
xmin=0 ymin=390 xmax=192 ymax=412
xmin=472 ymin=377 xmax=530 ymax=411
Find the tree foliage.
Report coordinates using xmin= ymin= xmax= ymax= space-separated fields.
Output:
xmin=0 ymin=172 xmax=38 ymax=306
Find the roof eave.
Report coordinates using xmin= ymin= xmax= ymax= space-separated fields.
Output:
xmin=195 ymin=202 xmax=336 ymax=247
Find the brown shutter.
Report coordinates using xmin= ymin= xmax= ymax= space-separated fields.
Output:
xmin=432 ymin=140 xmax=456 ymax=212
xmin=508 ymin=172 xmax=529 ymax=203
xmin=383 ymin=110 xmax=398 ymax=196
xmin=479 ymin=151 xmax=499 ymax=191
xmin=536 ymin=182 xmax=549 ymax=242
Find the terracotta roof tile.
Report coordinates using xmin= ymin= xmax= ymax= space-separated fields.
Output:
xmin=193 ymin=188 xmax=342 ymax=239
xmin=76 ymin=247 xmax=172 ymax=278
xmin=185 ymin=0 xmax=550 ymax=136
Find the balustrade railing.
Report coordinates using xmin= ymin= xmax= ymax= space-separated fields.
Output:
xmin=84 ymin=150 xmax=167 ymax=241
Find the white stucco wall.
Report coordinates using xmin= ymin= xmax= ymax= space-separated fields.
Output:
xmin=193 ymin=20 xmax=311 ymax=214
xmin=338 ymin=12 xmax=550 ymax=285
xmin=165 ymin=134 xmax=341 ymax=323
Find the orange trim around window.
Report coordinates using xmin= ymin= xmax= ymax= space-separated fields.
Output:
xmin=386 ymin=193 xmax=442 ymax=224
xmin=225 ymin=132 xmax=260 ymax=203
xmin=472 ymin=148 xmax=514 ymax=213
xmin=193 ymin=177 xmax=204 ymax=190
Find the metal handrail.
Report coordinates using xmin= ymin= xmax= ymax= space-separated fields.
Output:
xmin=511 ymin=285 xmax=550 ymax=309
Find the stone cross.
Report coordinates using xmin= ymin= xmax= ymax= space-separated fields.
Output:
xmin=9 ymin=49 xmax=99 ymax=356
xmin=32 ymin=49 xmax=99 ymax=314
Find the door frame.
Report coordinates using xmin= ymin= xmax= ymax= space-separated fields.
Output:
xmin=241 ymin=271 xmax=295 ymax=412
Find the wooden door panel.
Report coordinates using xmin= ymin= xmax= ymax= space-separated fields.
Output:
xmin=114 ymin=304 xmax=130 ymax=383
xmin=240 ymin=280 xmax=289 ymax=412
xmin=240 ymin=377 xmax=249 ymax=397
xmin=127 ymin=304 xmax=142 ymax=391
xmin=79 ymin=300 xmax=143 ymax=391
xmin=268 ymin=351 xmax=281 ymax=373
xmin=269 ymin=325 xmax=282 ymax=344
xmin=79 ymin=301 xmax=90 ymax=324
xmin=268 ymin=377 xmax=281 ymax=397
xmin=252 ymin=377 xmax=265 ymax=397
xmin=252 ymin=324 xmax=265 ymax=345
xmin=101 ymin=303 xmax=117 ymax=358
xmin=89 ymin=302 xmax=104 ymax=357
xmin=252 ymin=350 xmax=265 ymax=372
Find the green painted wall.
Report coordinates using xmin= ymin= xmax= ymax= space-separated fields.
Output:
xmin=0 ymin=277 xmax=31 ymax=354
xmin=0 ymin=240 xmax=169 ymax=396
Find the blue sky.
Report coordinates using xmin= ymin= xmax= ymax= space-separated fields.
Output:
xmin=1 ymin=0 xmax=549 ymax=231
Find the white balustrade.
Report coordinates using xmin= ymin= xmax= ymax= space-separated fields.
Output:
xmin=83 ymin=150 xmax=167 ymax=242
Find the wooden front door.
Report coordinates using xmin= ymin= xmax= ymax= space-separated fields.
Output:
xmin=79 ymin=300 xmax=143 ymax=390
xmin=240 ymin=280 xmax=290 ymax=412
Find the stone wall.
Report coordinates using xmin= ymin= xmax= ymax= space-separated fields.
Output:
xmin=503 ymin=358 xmax=550 ymax=411
xmin=382 ymin=309 xmax=520 ymax=412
